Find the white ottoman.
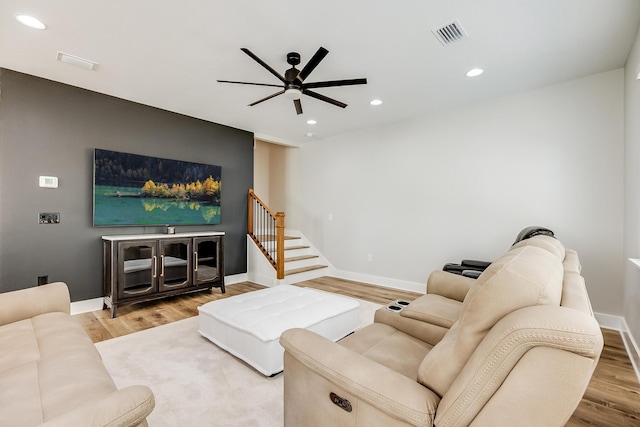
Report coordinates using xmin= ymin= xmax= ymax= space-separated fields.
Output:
xmin=198 ymin=284 xmax=360 ymax=376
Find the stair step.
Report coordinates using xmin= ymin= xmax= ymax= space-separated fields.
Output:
xmin=285 ymin=264 xmax=328 ymax=276
xmin=253 ymin=234 xmax=301 ymax=242
xmin=285 ymin=254 xmax=319 ymax=263
xmin=285 ymin=245 xmax=310 ymax=251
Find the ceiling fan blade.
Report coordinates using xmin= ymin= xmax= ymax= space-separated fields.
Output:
xmin=303 ymin=89 xmax=347 ymax=109
xmin=248 ymin=89 xmax=285 ymax=106
xmin=296 ymin=47 xmax=329 ymax=83
xmin=241 ymin=48 xmax=287 ymax=84
xmin=294 ymin=99 xmax=303 ymax=115
xmin=302 ymin=78 xmax=368 ymax=89
xmin=217 ymin=80 xmax=284 ymax=88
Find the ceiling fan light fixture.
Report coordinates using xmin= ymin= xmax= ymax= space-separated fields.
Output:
xmin=284 ymin=88 xmax=302 ymax=100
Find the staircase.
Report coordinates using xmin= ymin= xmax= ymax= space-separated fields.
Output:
xmin=247 ymin=230 xmax=332 ymax=287
xmin=247 ymin=189 xmax=332 ymax=287
xmin=282 ymin=232 xmax=330 ymax=279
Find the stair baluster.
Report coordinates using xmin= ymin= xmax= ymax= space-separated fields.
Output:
xmin=248 ymin=189 xmax=286 ymax=279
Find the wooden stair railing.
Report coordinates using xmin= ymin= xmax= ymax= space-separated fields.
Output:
xmin=248 ymin=189 xmax=285 ymax=279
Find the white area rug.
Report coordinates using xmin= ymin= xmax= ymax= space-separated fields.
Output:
xmin=96 ymin=298 xmax=381 ymax=427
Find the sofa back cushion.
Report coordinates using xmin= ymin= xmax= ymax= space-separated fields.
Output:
xmin=417 ymin=236 xmax=564 ymax=396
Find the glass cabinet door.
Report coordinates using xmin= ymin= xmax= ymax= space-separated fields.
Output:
xmin=193 ymin=236 xmax=221 ymax=285
xmin=158 ymin=238 xmax=192 ymax=292
xmin=118 ymin=240 xmax=157 ymax=299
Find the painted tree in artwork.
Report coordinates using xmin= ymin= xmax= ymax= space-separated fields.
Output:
xmin=202 ymin=176 xmax=220 ymax=196
xmin=141 ymin=180 xmax=157 ymax=195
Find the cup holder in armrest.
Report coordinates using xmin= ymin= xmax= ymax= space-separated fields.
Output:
xmin=385 ymin=299 xmax=413 ymax=312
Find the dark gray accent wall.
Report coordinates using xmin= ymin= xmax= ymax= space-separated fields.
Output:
xmin=0 ymin=69 xmax=253 ymax=301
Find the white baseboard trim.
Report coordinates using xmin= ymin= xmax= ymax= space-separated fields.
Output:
xmin=225 ymin=273 xmax=248 ymax=285
xmin=70 ymin=274 xmax=248 ymax=315
xmin=595 ymin=312 xmax=640 ymax=382
xmin=332 ymin=269 xmax=425 ymax=294
xmin=594 ymin=312 xmax=626 ymax=330
xmin=70 ymin=298 xmax=104 ymax=315
xmin=621 ymin=317 xmax=640 ymax=383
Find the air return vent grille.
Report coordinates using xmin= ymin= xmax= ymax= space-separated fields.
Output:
xmin=432 ymin=20 xmax=467 ymax=45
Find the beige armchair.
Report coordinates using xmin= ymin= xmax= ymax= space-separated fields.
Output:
xmin=280 ymin=236 xmax=603 ymax=426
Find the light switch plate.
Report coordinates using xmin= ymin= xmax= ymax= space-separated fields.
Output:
xmin=39 ymin=176 xmax=58 ymax=188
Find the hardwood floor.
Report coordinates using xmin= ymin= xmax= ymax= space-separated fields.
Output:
xmin=74 ymin=277 xmax=640 ymax=426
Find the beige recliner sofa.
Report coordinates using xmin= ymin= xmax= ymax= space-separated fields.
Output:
xmin=280 ymin=236 xmax=603 ymax=426
xmin=0 ymin=282 xmax=155 ymax=427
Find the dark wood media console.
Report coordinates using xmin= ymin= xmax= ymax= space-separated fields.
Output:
xmin=102 ymin=232 xmax=225 ymax=318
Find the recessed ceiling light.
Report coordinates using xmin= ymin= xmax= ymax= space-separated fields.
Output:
xmin=466 ymin=68 xmax=484 ymax=78
xmin=16 ymin=14 xmax=46 ymax=30
xmin=370 ymin=99 xmax=383 ymax=106
xmin=306 ymin=119 xmax=317 ymax=125
xmin=306 ymin=133 xmax=313 ymax=137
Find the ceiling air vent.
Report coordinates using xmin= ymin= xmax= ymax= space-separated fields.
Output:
xmin=432 ymin=20 xmax=467 ymax=46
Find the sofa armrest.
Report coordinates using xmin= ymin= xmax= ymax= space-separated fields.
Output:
xmin=280 ymin=328 xmax=439 ymax=426
xmin=0 ymin=282 xmax=70 ymax=326
xmin=435 ymin=305 xmax=603 ymax=427
xmin=40 ymin=385 xmax=155 ymax=427
xmin=426 ymin=270 xmax=474 ymax=302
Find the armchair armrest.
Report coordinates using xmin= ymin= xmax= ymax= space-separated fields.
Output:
xmin=41 ymin=385 xmax=155 ymax=427
xmin=435 ymin=305 xmax=603 ymax=427
xmin=280 ymin=328 xmax=439 ymax=426
xmin=426 ymin=270 xmax=474 ymax=302
xmin=0 ymin=282 xmax=70 ymax=326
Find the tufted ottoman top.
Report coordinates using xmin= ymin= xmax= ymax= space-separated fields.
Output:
xmin=199 ymin=284 xmax=360 ymax=342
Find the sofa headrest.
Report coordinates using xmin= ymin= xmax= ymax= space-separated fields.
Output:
xmin=417 ymin=242 xmax=564 ymax=397
xmin=510 ymin=235 xmax=565 ymax=260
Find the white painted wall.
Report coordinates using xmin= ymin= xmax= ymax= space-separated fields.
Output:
xmin=286 ymin=70 xmax=625 ymax=314
xmin=253 ymin=139 xmax=270 ymax=203
xmin=624 ymin=26 xmax=640 ymax=341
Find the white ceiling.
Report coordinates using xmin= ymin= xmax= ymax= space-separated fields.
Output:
xmin=1 ymin=1 xmax=639 ymax=145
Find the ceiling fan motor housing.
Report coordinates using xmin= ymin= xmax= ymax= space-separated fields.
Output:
xmin=285 ymin=68 xmax=300 ymax=84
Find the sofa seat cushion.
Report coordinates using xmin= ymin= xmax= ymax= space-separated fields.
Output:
xmin=418 ymin=237 xmax=564 ymax=397
xmin=0 ymin=319 xmax=40 ymax=374
xmin=0 ymin=312 xmax=117 ymax=426
xmin=339 ymin=323 xmax=434 ymax=380
xmin=400 ymin=294 xmax=462 ymax=328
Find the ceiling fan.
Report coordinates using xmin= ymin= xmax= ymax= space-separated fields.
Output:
xmin=217 ymin=47 xmax=367 ymax=115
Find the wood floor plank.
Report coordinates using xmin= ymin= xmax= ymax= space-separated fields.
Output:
xmin=74 ymin=277 xmax=640 ymax=426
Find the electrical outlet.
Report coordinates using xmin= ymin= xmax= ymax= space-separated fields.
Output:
xmin=39 ymin=212 xmax=60 ymax=224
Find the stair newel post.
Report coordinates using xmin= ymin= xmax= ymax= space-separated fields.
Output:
xmin=276 ymin=212 xmax=286 ymax=280
xmin=248 ymin=189 xmax=255 ymax=237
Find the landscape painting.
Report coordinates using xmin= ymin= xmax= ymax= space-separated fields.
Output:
xmin=93 ymin=149 xmax=222 ymax=226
